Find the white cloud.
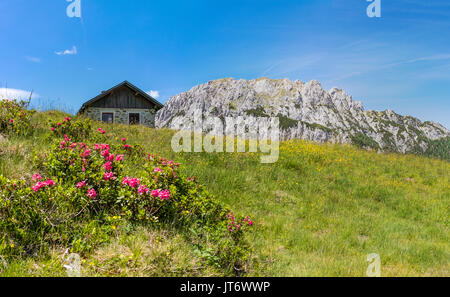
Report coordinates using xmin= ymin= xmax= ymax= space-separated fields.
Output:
xmin=0 ymin=88 xmax=40 ymax=100
xmin=25 ymin=56 xmax=41 ymax=63
xmin=55 ymin=46 xmax=77 ymax=56
xmin=146 ymin=90 xmax=160 ymax=99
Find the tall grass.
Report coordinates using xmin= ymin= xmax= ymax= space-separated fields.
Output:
xmin=100 ymin=124 xmax=449 ymax=276
xmin=1 ymin=111 xmax=449 ymax=276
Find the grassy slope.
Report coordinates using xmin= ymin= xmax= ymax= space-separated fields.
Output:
xmin=1 ymin=226 xmax=220 ymax=277
xmin=1 ymin=111 xmax=449 ymax=276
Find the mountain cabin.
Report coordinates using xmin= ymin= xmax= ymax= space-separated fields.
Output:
xmin=78 ymin=81 xmax=163 ymax=127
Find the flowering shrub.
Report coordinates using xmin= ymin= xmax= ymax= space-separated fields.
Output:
xmin=227 ymin=213 xmax=254 ymax=234
xmin=49 ymin=116 xmax=93 ymax=142
xmin=0 ymin=99 xmax=36 ymax=136
xmin=0 ymin=126 xmax=254 ymax=274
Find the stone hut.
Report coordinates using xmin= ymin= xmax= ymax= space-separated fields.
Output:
xmin=78 ymin=81 xmax=163 ymax=127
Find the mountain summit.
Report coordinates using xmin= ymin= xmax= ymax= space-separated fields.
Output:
xmin=156 ymin=77 xmax=449 ymax=154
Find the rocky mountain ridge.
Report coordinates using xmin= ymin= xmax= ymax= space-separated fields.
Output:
xmin=156 ymin=77 xmax=450 ymax=154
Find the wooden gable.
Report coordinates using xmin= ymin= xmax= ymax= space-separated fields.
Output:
xmin=78 ymin=81 xmax=163 ymax=113
xmin=89 ymin=85 xmax=156 ymax=109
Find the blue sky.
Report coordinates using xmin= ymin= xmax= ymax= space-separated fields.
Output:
xmin=0 ymin=0 xmax=449 ymax=128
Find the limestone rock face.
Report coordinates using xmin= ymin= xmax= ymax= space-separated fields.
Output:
xmin=156 ymin=77 xmax=449 ymax=153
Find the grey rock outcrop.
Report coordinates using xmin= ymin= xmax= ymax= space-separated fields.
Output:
xmin=156 ymin=77 xmax=449 ymax=153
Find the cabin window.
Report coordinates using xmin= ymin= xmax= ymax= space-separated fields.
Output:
xmin=129 ymin=113 xmax=140 ymax=125
xmin=102 ymin=112 xmax=114 ymax=123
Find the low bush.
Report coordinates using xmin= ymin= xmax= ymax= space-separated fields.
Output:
xmin=277 ymin=114 xmax=299 ymax=131
xmin=424 ymin=137 xmax=450 ymax=161
xmin=0 ymin=99 xmax=36 ymax=137
xmin=49 ymin=116 xmax=92 ymax=142
xmin=0 ymin=125 xmax=254 ymax=275
xmin=351 ymin=132 xmax=380 ymax=150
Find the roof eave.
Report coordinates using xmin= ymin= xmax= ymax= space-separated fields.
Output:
xmin=78 ymin=81 xmax=164 ymax=114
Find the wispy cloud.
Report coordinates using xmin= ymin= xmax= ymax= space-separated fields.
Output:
xmin=146 ymin=90 xmax=160 ymax=99
xmin=328 ymin=53 xmax=450 ymax=83
xmin=401 ymin=54 xmax=450 ymax=64
xmin=392 ymin=0 xmax=450 ymax=16
xmin=260 ymin=61 xmax=284 ymax=77
xmin=259 ymin=55 xmax=324 ymax=78
xmin=0 ymin=88 xmax=40 ymax=100
xmin=55 ymin=46 xmax=77 ymax=56
xmin=25 ymin=56 xmax=41 ymax=63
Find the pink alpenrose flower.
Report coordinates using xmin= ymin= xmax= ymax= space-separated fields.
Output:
xmin=102 ymin=162 xmax=113 ymax=172
xmin=103 ymin=172 xmax=115 ymax=181
xmin=159 ymin=189 xmax=170 ymax=200
xmin=138 ymin=185 xmax=149 ymax=195
xmin=87 ymin=188 xmax=97 ymax=199
xmin=32 ymin=174 xmax=42 ymax=182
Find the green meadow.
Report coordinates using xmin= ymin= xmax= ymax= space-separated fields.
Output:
xmin=0 ymin=111 xmax=449 ymax=276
